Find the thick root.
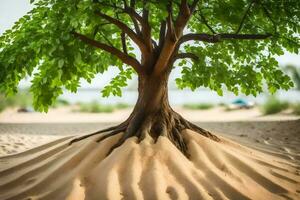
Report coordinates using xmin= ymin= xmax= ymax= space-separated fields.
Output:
xmin=68 ymin=126 xmax=115 ymax=145
xmin=68 ymin=120 xmax=129 ymax=145
xmin=69 ymin=111 xmax=220 ymax=158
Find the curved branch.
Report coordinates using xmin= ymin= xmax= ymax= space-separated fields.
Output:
xmin=174 ymin=0 xmax=191 ymax=37
xmin=260 ymin=3 xmax=277 ymax=33
xmin=178 ymin=33 xmax=272 ymax=45
xmin=95 ymin=11 xmax=148 ymax=54
xmin=166 ymin=1 xmax=177 ymax=41
xmin=125 ymin=7 xmax=144 ymax=24
xmin=124 ymin=7 xmax=141 ymax=34
xmin=236 ymin=1 xmax=255 ymax=33
xmin=196 ymin=10 xmax=216 ymax=34
xmin=98 ymin=31 xmax=114 ymax=47
xmin=127 ymin=0 xmax=145 ymax=32
xmin=123 ymin=5 xmax=148 ymax=34
xmin=95 ymin=1 xmax=143 ymax=33
xmin=72 ymin=31 xmax=141 ymax=73
xmin=175 ymin=53 xmax=199 ymax=61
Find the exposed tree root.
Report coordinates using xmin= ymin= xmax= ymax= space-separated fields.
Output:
xmin=69 ymin=111 xmax=220 ymax=158
xmin=68 ymin=120 xmax=130 ymax=145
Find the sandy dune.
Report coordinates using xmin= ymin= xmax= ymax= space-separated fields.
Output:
xmin=0 ymin=130 xmax=299 ymax=200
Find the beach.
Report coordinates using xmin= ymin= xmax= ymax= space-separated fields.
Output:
xmin=0 ymin=107 xmax=299 ymax=199
xmin=0 ymin=106 xmax=299 ymax=159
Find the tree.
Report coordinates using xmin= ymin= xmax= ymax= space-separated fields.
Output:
xmin=0 ymin=0 xmax=299 ymax=156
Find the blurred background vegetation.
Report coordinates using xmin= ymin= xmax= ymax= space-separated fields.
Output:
xmin=1 ymin=65 xmax=299 ymax=115
xmin=285 ymin=65 xmax=300 ymax=90
xmin=1 ymin=92 xmax=299 ymax=115
xmin=0 ymin=92 xmax=131 ymax=113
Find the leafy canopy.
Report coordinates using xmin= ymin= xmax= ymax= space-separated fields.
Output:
xmin=0 ymin=0 xmax=299 ymax=111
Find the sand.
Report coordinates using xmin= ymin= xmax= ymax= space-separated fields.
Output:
xmin=0 ymin=129 xmax=299 ymax=200
xmin=0 ymin=107 xmax=299 ymax=199
xmin=0 ymin=134 xmax=62 ymax=156
xmin=0 ymin=106 xmax=299 ymax=123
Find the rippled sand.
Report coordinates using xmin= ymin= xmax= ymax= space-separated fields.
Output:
xmin=0 ymin=129 xmax=299 ymax=200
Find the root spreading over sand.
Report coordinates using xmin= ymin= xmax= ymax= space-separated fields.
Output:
xmin=0 ymin=130 xmax=299 ymax=200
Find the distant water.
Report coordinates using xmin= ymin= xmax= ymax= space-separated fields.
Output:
xmin=60 ymin=89 xmax=300 ymax=105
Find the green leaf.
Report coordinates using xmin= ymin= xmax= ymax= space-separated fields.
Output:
xmin=58 ymin=59 xmax=64 ymax=68
xmin=0 ymin=0 xmax=298 ymax=112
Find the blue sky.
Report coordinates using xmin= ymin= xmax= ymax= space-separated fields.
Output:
xmin=1 ymin=0 xmax=299 ymax=89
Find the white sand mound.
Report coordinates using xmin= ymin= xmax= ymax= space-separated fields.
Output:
xmin=0 ymin=130 xmax=299 ymax=200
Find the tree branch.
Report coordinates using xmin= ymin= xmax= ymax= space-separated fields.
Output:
xmin=196 ymin=10 xmax=216 ymax=34
xmin=175 ymin=53 xmax=199 ymax=61
xmin=99 ymin=31 xmax=114 ymax=47
xmin=95 ymin=11 xmax=147 ymax=54
xmin=174 ymin=0 xmax=191 ymax=37
xmin=153 ymin=0 xmax=192 ymax=75
xmin=123 ymin=7 xmax=142 ymax=34
xmin=189 ymin=0 xmax=199 ymax=13
xmin=178 ymin=33 xmax=272 ymax=45
xmin=130 ymin=14 xmax=141 ymax=34
xmin=72 ymin=31 xmax=141 ymax=73
xmin=125 ymin=7 xmax=144 ymax=24
xmin=141 ymin=1 xmax=152 ymax=51
xmin=166 ymin=2 xmax=177 ymax=42
xmin=122 ymin=0 xmax=146 ymax=32
xmin=95 ymin=1 xmax=143 ymax=34
xmin=124 ymin=2 xmax=153 ymax=51
xmin=94 ymin=1 xmax=140 ymax=33
xmin=158 ymin=20 xmax=167 ymax=48
xmin=121 ymin=32 xmax=128 ymax=54
xmin=260 ymin=3 xmax=277 ymax=33
xmin=236 ymin=1 xmax=255 ymax=34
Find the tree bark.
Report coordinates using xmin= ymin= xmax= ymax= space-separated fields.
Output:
xmin=70 ymin=70 xmax=219 ymax=157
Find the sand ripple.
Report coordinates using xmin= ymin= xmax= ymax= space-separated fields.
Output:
xmin=0 ymin=130 xmax=299 ymax=200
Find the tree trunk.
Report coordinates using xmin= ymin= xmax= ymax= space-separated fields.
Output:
xmin=128 ymin=72 xmax=173 ymax=141
xmin=69 ymin=71 xmax=219 ymax=157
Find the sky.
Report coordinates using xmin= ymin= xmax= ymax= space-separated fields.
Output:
xmin=0 ymin=0 xmax=299 ymax=89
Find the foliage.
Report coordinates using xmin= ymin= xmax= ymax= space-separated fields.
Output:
xmin=75 ymin=101 xmax=114 ymax=113
xmin=292 ymin=103 xmax=300 ymax=115
xmin=0 ymin=98 xmax=5 ymax=112
xmin=175 ymin=0 xmax=298 ymax=96
xmin=0 ymin=0 xmax=299 ymax=112
xmin=102 ymin=68 xmax=134 ymax=97
xmin=0 ymin=92 xmax=32 ymax=112
xmin=285 ymin=65 xmax=300 ymax=90
xmin=0 ymin=92 xmax=71 ymax=112
xmin=183 ymin=103 xmax=214 ymax=110
xmin=73 ymin=101 xmax=130 ymax=113
xmin=261 ymin=96 xmax=289 ymax=115
xmin=115 ymin=103 xmax=131 ymax=109
xmin=51 ymin=99 xmax=70 ymax=108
